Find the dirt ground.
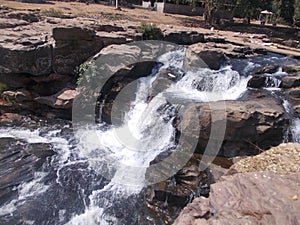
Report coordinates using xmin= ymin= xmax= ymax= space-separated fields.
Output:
xmin=0 ymin=0 xmax=299 ymax=57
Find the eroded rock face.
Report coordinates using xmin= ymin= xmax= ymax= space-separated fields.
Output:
xmin=179 ymin=95 xmax=289 ymax=157
xmin=0 ymin=137 xmax=55 ymax=205
xmin=0 ymin=44 xmax=52 ymax=76
xmin=174 ymin=171 xmax=300 ymax=225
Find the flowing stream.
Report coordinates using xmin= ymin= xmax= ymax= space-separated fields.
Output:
xmin=0 ymin=52 xmax=299 ymax=225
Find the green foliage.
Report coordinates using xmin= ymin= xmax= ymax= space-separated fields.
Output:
xmin=137 ymin=22 xmax=163 ymax=40
xmin=0 ymin=83 xmax=8 ymax=93
xmin=293 ymin=0 xmax=300 ymax=25
xmin=234 ymin=0 xmax=297 ymax=24
xmin=76 ymin=61 xmax=98 ymax=85
xmin=280 ymin=0 xmax=295 ymax=24
xmin=235 ymin=0 xmax=262 ymax=22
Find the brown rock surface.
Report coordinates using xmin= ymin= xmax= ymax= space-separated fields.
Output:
xmin=34 ymin=88 xmax=76 ymax=109
xmin=174 ymin=170 xmax=300 ymax=225
xmin=180 ymin=95 xmax=289 ymax=157
xmin=281 ymin=75 xmax=300 ymax=89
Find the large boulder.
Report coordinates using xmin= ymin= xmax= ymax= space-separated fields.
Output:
xmin=174 ymin=171 xmax=300 ymax=225
xmin=189 ymin=43 xmax=227 ymax=70
xmin=179 ymin=95 xmax=289 ymax=157
xmin=174 ymin=143 xmax=300 ymax=225
xmin=0 ymin=44 xmax=52 ymax=76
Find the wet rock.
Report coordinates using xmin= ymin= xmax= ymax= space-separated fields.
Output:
xmin=0 ymin=113 xmax=26 ymax=126
xmin=282 ymin=39 xmax=299 ymax=48
xmin=180 ymin=95 xmax=289 ymax=157
xmin=294 ymin=105 xmax=300 ymax=117
xmin=149 ymin=67 xmax=185 ymax=98
xmin=189 ymin=43 xmax=227 ymax=70
xmin=53 ymin=27 xmax=96 ymax=41
xmin=96 ymin=31 xmax=127 ymax=46
xmin=287 ymin=88 xmax=300 ymax=102
xmin=174 ymin=171 xmax=300 ymax=225
xmin=253 ymin=48 xmax=267 ymax=55
xmin=148 ymin=156 xmax=214 ymax=208
xmin=254 ymin=64 xmax=280 ymax=74
xmin=195 ymin=50 xmax=226 ymax=70
xmin=282 ymin=65 xmax=300 ymax=74
xmin=233 ymin=46 xmax=253 ymax=55
xmin=0 ymin=138 xmax=55 ymax=205
xmin=280 ymin=75 xmax=300 ymax=88
xmin=98 ymin=61 xmax=156 ymax=124
xmin=34 ymin=87 xmax=76 ymax=109
xmin=247 ymin=75 xmax=267 ymax=88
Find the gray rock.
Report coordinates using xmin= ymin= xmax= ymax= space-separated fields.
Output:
xmin=280 ymin=75 xmax=300 ymax=88
xmin=0 ymin=138 xmax=55 ymax=205
xmin=163 ymin=31 xmax=204 ymax=45
xmin=0 ymin=44 xmax=52 ymax=76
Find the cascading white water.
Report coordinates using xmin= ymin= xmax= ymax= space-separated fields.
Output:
xmin=292 ymin=118 xmax=300 ymax=142
xmin=1 ymin=52 xmax=298 ymax=225
xmin=66 ymin=50 xmax=250 ymax=224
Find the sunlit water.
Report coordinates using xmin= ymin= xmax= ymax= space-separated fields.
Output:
xmin=0 ymin=52 xmax=299 ymax=225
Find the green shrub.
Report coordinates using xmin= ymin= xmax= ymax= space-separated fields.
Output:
xmin=76 ymin=61 xmax=98 ymax=86
xmin=0 ymin=83 xmax=8 ymax=93
xmin=137 ymin=22 xmax=163 ymax=40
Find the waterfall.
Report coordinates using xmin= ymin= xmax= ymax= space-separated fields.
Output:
xmin=0 ymin=52 xmax=298 ymax=225
xmin=66 ymin=50 xmax=250 ymax=224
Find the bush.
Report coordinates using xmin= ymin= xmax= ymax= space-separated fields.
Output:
xmin=76 ymin=61 xmax=98 ymax=86
xmin=137 ymin=22 xmax=163 ymax=40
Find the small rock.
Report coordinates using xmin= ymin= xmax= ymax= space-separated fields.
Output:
xmin=247 ymin=75 xmax=266 ymax=88
xmin=2 ymin=89 xmax=32 ymax=102
xmin=254 ymin=65 xmax=280 ymax=74
xmin=34 ymin=88 xmax=77 ymax=109
xmin=280 ymin=75 xmax=300 ymax=88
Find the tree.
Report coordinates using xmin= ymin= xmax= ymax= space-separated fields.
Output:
xmin=235 ymin=0 xmax=261 ymax=23
xmin=203 ymin=0 xmax=238 ymax=24
xmin=280 ymin=0 xmax=295 ymax=24
xmin=293 ymin=0 xmax=300 ymax=25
